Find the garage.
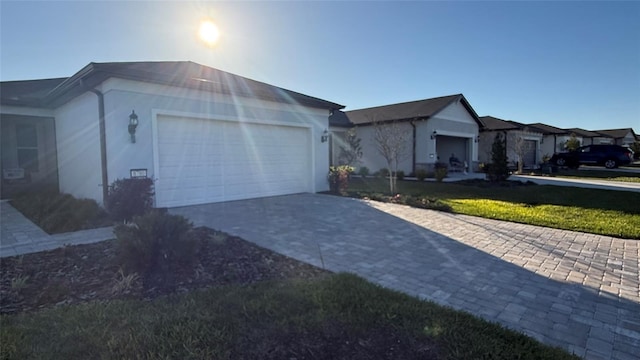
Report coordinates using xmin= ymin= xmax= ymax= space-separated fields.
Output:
xmin=155 ymin=115 xmax=312 ymax=207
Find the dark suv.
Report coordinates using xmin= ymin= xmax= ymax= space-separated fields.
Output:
xmin=551 ymin=145 xmax=634 ymax=169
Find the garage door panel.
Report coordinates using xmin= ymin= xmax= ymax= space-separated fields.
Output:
xmin=156 ymin=115 xmax=311 ymax=207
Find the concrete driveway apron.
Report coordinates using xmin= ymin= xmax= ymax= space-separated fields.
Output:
xmin=170 ymin=194 xmax=640 ymax=360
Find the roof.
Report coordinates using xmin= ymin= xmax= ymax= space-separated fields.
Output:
xmin=479 ymin=116 xmax=522 ymax=131
xmin=328 ymin=110 xmax=353 ymax=128
xmin=526 ymin=123 xmax=569 ymax=135
xmin=1 ymin=61 xmax=344 ymax=111
xmin=594 ymin=128 xmax=636 ymax=139
xmin=565 ymin=128 xmax=602 ymax=138
xmin=343 ymin=94 xmax=483 ymax=126
xmin=0 ymin=78 xmax=67 ymax=107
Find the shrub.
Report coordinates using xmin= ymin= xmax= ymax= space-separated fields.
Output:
xmin=328 ymin=165 xmax=354 ymax=195
xmin=434 ymin=168 xmax=448 ymax=182
xmin=434 ymin=162 xmax=448 ymax=182
xmin=395 ymin=170 xmax=405 ymax=180
xmin=358 ymin=166 xmax=370 ymax=177
xmin=106 ymin=178 xmax=154 ymax=222
xmin=378 ymin=168 xmax=390 ymax=178
xmin=114 ymin=210 xmax=198 ymax=281
xmin=11 ymin=190 xmax=109 ymax=234
xmin=415 ymin=169 xmax=428 ymax=181
xmin=487 ymin=133 xmax=510 ymax=182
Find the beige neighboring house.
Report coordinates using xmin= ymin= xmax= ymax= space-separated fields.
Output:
xmin=333 ymin=94 xmax=483 ymax=174
xmin=479 ymin=116 xmax=543 ymax=169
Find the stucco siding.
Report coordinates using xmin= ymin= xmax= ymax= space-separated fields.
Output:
xmin=54 ymin=92 xmax=102 ymax=202
xmin=100 ymin=78 xmax=330 ymax=197
xmin=357 ymin=123 xmax=413 ymax=174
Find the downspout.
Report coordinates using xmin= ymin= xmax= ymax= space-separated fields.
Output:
xmin=410 ymin=119 xmax=416 ymax=175
xmin=87 ymin=88 xmax=109 ymax=203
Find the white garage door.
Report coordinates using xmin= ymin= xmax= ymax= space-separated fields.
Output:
xmin=155 ymin=115 xmax=311 ymax=207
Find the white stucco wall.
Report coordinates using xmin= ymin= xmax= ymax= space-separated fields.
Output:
xmin=479 ymin=130 xmax=543 ymax=166
xmin=54 ymin=92 xmax=103 ymax=201
xmin=97 ymin=78 xmax=330 ymax=200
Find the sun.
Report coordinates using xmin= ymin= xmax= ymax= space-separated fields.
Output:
xmin=198 ymin=20 xmax=220 ymax=46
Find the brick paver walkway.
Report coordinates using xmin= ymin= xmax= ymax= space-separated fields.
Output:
xmin=0 ymin=201 xmax=114 ymax=258
xmin=171 ymin=194 xmax=640 ymax=360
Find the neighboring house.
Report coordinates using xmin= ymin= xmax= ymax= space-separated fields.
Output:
xmin=479 ymin=116 xmax=543 ymax=169
xmin=527 ymin=123 xmax=574 ymax=156
xmin=594 ymin=128 xmax=638 ymax=146
xmin=564 ymin=128 xmax=603 ymax=146
xmin=1 ymin=61 xmax=344 ymax=206
xmin=340 ymin=94 xmax=483 ymax=174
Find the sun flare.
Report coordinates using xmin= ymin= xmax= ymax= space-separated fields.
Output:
xmin=199 ymin=20 xmax=220 ymax=46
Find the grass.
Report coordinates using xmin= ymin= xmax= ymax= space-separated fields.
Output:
xmin=348 ymin=177 xmax=640 ymax=239
xmin=0 ymin=273 xmax=578 ymax=360
xmin=531 ymin=168 xmax=640 ymax=183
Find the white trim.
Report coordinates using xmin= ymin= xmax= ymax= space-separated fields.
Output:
xmin=0 ymin=106 xmax=54 ymax=117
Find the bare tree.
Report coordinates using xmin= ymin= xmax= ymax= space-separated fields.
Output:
xmin=513 ymin=135 xmax=533 ymax=174
xmin=372 ymin=119 xmax=409 ymax=194
xmin=338 ymin=127 xmax=362 ymax=166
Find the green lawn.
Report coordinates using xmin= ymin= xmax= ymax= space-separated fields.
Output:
xmin=0 ymin=274 xmax=577 ymax=360
xmin=531 ymin=168 xmax=640 ymax=183
xmin=348 ymin=177 xmax=640 ymax=239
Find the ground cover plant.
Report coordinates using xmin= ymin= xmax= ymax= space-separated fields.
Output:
xmin=10 ymin=189 xmax=111 ymax=234
xmin=0 ymin=236 xmax=578 ymax=359
xmin=347 ymin=177 xmax=640 ymax=239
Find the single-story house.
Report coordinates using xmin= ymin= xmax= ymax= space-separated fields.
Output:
xmin=335 ymin=94 xmax=483 ymax=174
xmin=1 ymin=61 xmax=344 ymax=207
xmin=327 ymin=109 xmax=354 ymax=166
xmin=479 ymin=116 xmax=543 ymax=169
xmin=564 ymin=128 xmax=604 ymax=146
xmin=594 ymin=128 xmax=638 ymax=146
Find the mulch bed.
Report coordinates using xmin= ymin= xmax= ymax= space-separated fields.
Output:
xmin=0 ymin=227 xmax=329 ymax=314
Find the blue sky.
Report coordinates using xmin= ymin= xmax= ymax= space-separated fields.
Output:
xmin=1 ymin=1 xmax=638 ymax=132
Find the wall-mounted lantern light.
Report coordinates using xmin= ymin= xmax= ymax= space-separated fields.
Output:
xmin=321 ymin=129 xmax=329 ymax=143
xmin=128 ymin=110 xmax=138 ymax=143
xmin=431 ymin=130 xmax=437 ymax=140
xmin=475 ymin=135 xmax=479 ymax=143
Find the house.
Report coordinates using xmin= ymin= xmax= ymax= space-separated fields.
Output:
xmin=479 ymin=116 xmax=543 ymax=169
xmin=327 ymin=110 xmax=354 ymax=166
xmin=594 ymin=128 xmax=638 ymax=146
xmin=1 ymin=61 xmax=344 ymax=207
xmin=337 ymin=94 xmax=483 ymax=174
xmin=564 ymin=128 xmax=604 ymax=146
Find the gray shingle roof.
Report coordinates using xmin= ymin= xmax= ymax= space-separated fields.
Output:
xmin=565 ymin=128 xmax=603 ymax=138
xmin=526 ymin=123 xmax=569 ymax=135
xmin=0 ymin=78 xmax=67 ymax=107
xmin=479 ymin=116 xmax=521 ymax=131
xmin=594 ymin=128 xmax=636 ymax=139
xmin=2 ymin=61 xmax=344 ymax=111
xmin=343 ymin=94 xmax=482 ymax=126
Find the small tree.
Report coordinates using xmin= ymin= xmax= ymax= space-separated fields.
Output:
xmin=487 ymin=132 xmax=509 ymax=182
xmin=337 ymin=128 xmax=363 ymax=166
xmin=564 ymin=133 xmax=581 ymax=151
xmin=372 ymin=119 xmax=409 ymax=194
xmin=513 ymin=135 xmax=533 ymax=174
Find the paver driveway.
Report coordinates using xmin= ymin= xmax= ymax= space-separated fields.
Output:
xmin=170 ymin=194 xmax=640 ymax=360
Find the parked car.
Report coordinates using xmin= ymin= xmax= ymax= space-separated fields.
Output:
xmin=550 ymin=145 xmax=634 ymax=169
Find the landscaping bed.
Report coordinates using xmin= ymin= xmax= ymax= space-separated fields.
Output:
xmin=0 ymin=227 xmax=328 ymax=314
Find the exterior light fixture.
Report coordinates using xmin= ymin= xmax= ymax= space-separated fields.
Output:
xmin=475 ymin=135 xmax=479 ymax=143
xmin=128 ymin=110 xmax=138 ymax=143
xmin=431 ymin=130 xmax=437 ymax=140
xmin=321 ymin=129 xmax=329 ymax=143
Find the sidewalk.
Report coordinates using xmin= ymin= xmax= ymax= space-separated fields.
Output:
xmin=0 ymin=201 xmax=114 ymax=258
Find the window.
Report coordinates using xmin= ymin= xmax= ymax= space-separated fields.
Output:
xmin=16 ymin=124 xmax=39 ymax=172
